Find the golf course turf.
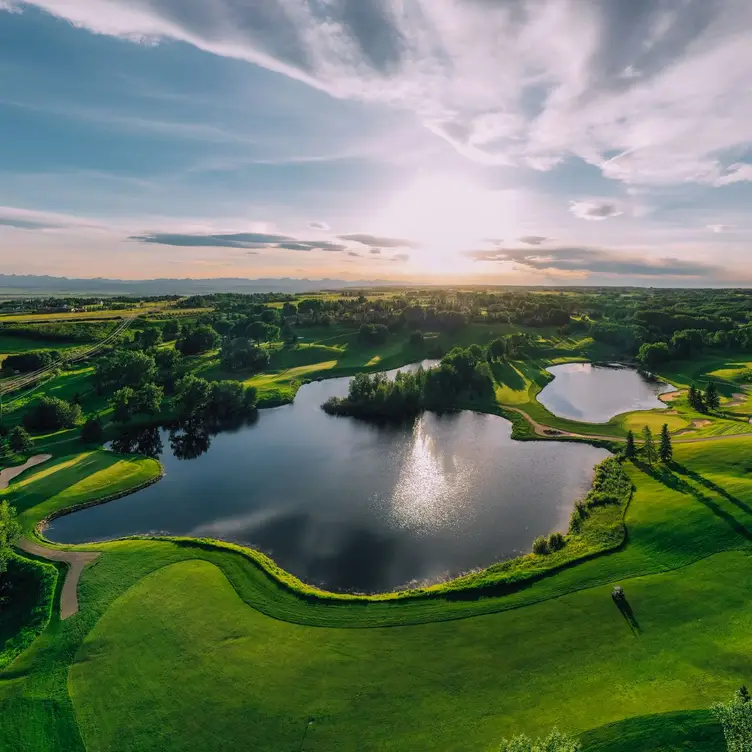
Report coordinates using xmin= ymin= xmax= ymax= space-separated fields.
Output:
xmin=0 ymin=432 xmax=750 ymax=750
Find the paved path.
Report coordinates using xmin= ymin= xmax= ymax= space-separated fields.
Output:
xmin=16 ymin=538 xmax=100 ymax=620
xmin=0 ymin=454 xmax=52 ymax=489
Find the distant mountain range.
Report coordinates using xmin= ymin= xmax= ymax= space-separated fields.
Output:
xmin=0 ymin=274 xmax=407 ymax=296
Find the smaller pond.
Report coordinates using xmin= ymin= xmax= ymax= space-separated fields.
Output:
xmin=537 ymin=362 xmax=675 ymax=424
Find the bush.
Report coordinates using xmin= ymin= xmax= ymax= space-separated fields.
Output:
xmin=499 ymin=728 xmax=581 ymax=752
xmin=80 ymin=417 xmax=104 ymax=445
xmin=548 ymin=532 xmax=566 ymax=551
xmin=8 ymin=426 xmax=33 ymax=454
xmin=409 ymin=330 xmax=425 ymax=346
xmin=23 ymin=397 xmax=82 ymax=432
xmin=2 ymin=350 xmax=60 ymax=374
xmin=532 ymin=536 xmax=550 ymax=555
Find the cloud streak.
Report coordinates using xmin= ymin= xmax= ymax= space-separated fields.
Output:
xmin=467 ymin=245 xmax=720 ymax=278
xmin=131 ymin=232 xmax=348 ymax=252
xmin=11 ymin=0 xmax=752 ymax=187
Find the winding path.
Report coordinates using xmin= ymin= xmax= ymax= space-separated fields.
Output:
xmin=16 ymin=538 xmax=100 ymax=620
xmin=0 ymin=454 xmax=52 ymax=489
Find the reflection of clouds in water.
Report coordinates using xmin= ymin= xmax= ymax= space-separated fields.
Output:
xmin=389 ymin=418 xmax=473 ymax=534
xmin=188 ymin=506 xmax=289 ymax=538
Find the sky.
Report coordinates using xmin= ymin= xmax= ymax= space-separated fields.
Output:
xmin=0 ymin=0 xmax=751 ymax=286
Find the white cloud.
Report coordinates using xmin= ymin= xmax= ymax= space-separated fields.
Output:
xmin=8 ymin=0 xmax=752 ymax=189
xmin=707 ymin=224 xmax=735 ymax=233
xmin=569 ymin=200 xmax=623 ymax=221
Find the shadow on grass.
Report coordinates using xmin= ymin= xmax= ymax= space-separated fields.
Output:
xmin=491 ymin=360 xmax=525 ymax=391
xmin=636 ymin=461 xmax=752 ymax=542
xmin=614 ymin=595 xmax=641 ymax=636
xmin=673 ymin=462 xmax=752 ymax=517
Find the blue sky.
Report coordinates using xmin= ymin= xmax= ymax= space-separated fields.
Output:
xmin=1 ymin=0 xmax=751 ymax=285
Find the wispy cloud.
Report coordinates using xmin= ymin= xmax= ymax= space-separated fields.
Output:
xmin=707 ymin=224 xmax=735 ymax=234
xmin=337 ymin=233 xmax=420 ymax=249
xmin=518 ymin=235 xmax=549 ymax=246
xmin=131 ymin=231 xmax=348 ymax=252
xmin=467 ymin=245 xmax=720 ymax=278
xmin=569 ymin=200 xmax=623 ymax=221
xmin=13 ymin=0 xmax=752 ymax=187
xmin=308 ymin=221 xmax=330 ymax=231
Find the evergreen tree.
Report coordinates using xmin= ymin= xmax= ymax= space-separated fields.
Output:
xmin=659 ymin=423 xmax=673 ymax=463
xmin=625 ymin=430 xmax=636 ymax=460
xmin=642 ymin=425 xmax=657 ymax=465
xmin=688 ymin=384 xmax=707 ymax=413
xmin=705 ymin=380 xmax=720 ymax=410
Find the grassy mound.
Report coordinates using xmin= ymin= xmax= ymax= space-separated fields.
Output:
xmin=0 ymin=554 xmax=58 ymax=669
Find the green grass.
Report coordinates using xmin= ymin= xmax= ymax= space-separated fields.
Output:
xmin=622 ymin=411 xmax=689 ymax=434
xmin=0 ymin=336 xmax=79 ymax=356
xmin=0 ymin=451 xmax=161 ymax=537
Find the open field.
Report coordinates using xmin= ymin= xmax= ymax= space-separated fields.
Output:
xmin=1 ymin=435 xmax=751 ymax=749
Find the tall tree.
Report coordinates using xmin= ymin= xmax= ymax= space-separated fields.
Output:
xmin=625 ymin=430 xmax=636 ymax=460
xmin=687 ymin=384 xmax=707 ymax=413
xmin=642 ymin=425 xmax=657 ymax=465
xmin=659 ymin=423 xmax=673 ymax=463
xmin=8 ymin=425 xmax=33 ymax=455
xmin=705 ymin=381 xmax=721 ymax=410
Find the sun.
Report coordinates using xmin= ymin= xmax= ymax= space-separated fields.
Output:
xmin=376 ymin=174 xmax=516 ymax=272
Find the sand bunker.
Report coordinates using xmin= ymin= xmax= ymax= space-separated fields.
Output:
xmin=0 ymin=454 xmax=52 ymax=490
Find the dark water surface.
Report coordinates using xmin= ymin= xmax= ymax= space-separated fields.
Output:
xmin=49 ymin=363 xmax=610 ymax=593
xmin=537 ymin=362 xmax=675 ymax=424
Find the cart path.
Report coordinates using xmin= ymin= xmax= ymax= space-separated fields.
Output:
xmin=0 ymin=454 xmax=52 ymax=489
xmin=16 ymin=538 xmax=100 ymax=620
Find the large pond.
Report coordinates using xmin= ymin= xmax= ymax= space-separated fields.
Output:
xmin=537 ymin=362 xmax=675 ymax=423
xmin=48 ymin=363 xmax=610 ymax=594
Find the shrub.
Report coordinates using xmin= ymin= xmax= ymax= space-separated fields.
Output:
xmin=499 ymin=728 xmax=581 ymax=752
xmin=8 ymin=426 xmax=33 ymax=454
xmin=80 ymin=417 xmax=104 ymax=445
xmin=548 ymin=532 xmax=565 ymax=552
xmin=532 ymin=536 xmax=550 ymax=555
xmin=23 ymin=397 xmax=82 ymax=432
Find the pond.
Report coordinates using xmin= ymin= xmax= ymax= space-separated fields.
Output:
xmin=48 ymin=363 xmax=610 ymax=594
xmin=537 ymin=362 xmax=675 ymax=424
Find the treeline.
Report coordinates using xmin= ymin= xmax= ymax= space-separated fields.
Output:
xmin=0 ymin=320 xmax=117 ymax=343
xmin=323 ymin=344 xmax=497 ymax=421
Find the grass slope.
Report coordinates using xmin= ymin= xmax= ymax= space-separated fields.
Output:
xmin=69 ymin=554 xmax=747 ymax=751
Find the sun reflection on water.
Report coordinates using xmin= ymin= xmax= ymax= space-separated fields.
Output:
xmin=389 ymin=418 xmax=473 ymax=534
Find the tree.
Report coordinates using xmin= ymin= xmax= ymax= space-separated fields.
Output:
xmin=705 ymin=381 xmax=721 ymax=410
xmin=248 ymin=320 xmax=270 ymax=344
xmin=712 ymin=687 xmax=752 ymax=752
xmin=81 ymin=416 xmax=104 ymax=444
xmin=111 ymin=387 xmax=136 ymax=423
xmin=173 ymin=375 xmax=211 ymax=418
xmin=624 ymin=430 xmax=636 ymax=460
xmin=0 ymin=500 xmax=21 ymax=577
xmin=637 ymin=342 xmax=671 ymax=370
xmin=641 ymin=425 xmax=657 ymax=465
xmin=134 ymin=327 xmax=162 ymax=350
xmin=134 ymin=382 xmax=164 ymax=416
xmin=95 ymin=350 xmax=157 ymax=392
xmin=8 ymin=426 xmax=32 ymax=455
xmin=176 ymin=324 xmax=221 ymax=356
xmin=659 ymin=423 xmax=673 ymax=463
xmin=488 ymin=337 xmax=507 ymax=361
xmin=409 ymin=330 xmax=425 ymax=347
xmin=688 ymin=384 xmax=708 ymax=413
xmin=162 ymin=319 xmax=181 ymax=341
xmin=23 ymin=397 xmax=82 ymax=432
xmin=499 ymin=728 xmax=581 ymax=752
xmin=220 ymin=338 xmax=270 ymax=373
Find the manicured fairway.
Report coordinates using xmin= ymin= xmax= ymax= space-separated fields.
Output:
xmin=70 ymin=553 xmax=752 ymax=751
